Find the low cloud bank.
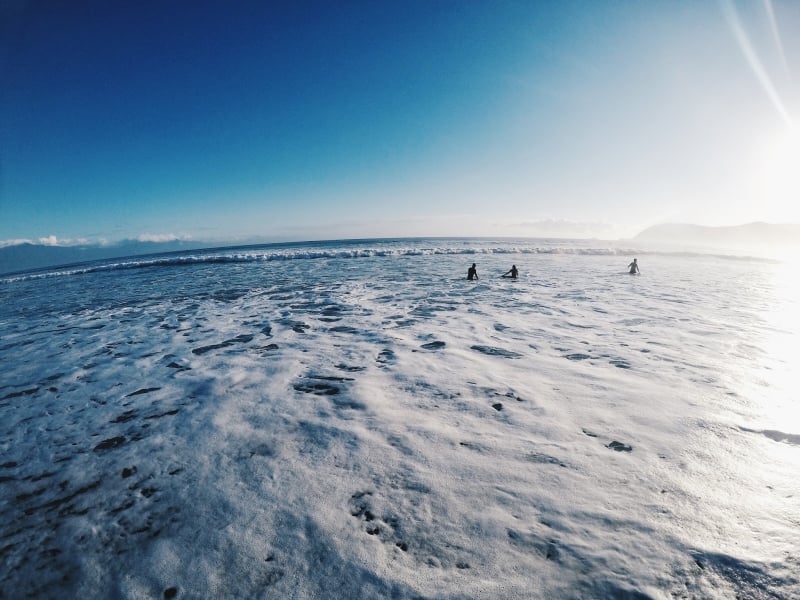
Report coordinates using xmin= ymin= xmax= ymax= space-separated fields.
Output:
xmin=0 ymin=233 xmax=191 ymax=249
xmin=0 ymin=235 xmax=92 ymax=248
xmin=136 ymin=233 xmax=192 ymax=243
xmin=0 ymin=234 xmax=200 ymax=275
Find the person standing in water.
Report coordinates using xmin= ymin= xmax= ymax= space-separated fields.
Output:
xmin=502 ymin=265 xmax=518 ymax=279
xmin=628 ymin=258 xmax=640 ymax=274
xmin=467 ymin=263 xmax=478 ymax=280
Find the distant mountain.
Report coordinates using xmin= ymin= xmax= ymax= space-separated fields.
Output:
xmin=634 ymin=222 xmax=800 ymax=250
xmin=0 ymin=240 xmax=211 ymax=276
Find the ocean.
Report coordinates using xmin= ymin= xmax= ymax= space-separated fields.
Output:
xmin=1 ymin=238 xmax=797 ymax=599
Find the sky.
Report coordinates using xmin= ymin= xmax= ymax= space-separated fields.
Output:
xmin=1 ymin=0 xmax=799 ymax=246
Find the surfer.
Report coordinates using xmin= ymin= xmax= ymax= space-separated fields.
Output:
xmin=467 ymin=263 xmax=479 ymax=280
xmin=502 ymin=265 xmax=518 ymax=279
xmin=628 ymin=258 xmax=639 ymax=274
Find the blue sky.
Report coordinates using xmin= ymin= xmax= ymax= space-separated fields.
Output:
xmin=1 ymin=0 xmax=799 ymax=246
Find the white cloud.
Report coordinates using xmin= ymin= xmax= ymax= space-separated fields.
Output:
xmin=37 ymin=235 xmax=59 ymax=246
xmin=136 ymin=233 xmax=192 ymax=243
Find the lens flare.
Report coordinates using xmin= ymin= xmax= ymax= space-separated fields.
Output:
xmin=721 ymin=0 xmax=793 ymax=126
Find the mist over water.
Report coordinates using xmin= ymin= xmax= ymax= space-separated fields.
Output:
xmin=1 ymin=239 xmax=797 ymax=598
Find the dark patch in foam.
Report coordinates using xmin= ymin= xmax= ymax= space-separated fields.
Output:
xmin=166 ymin=361 xmax=191 ymax=371
xmin=125 ymin=387 xmax=161 ymax=397
xmin=1 ymin=387 xmax=40 ymax=400
xmin=335 ymin=364 xmax=366 ymax=372
xmin=249 ymin=443 xmax=276 ymax=458
xmin=27 ymin=471 xmax=57 ymax=482
xmin=144 ymin=408 xmax=180 ymax=420
xmin=110 ymin=499 xmax=136 ymax=515
xmin=22 ymin=480 xmax=102 ymax=516
xmin=191 ymin=334 xmax=254 ymax=355
xmin=282 ymin=320 xmax=310 ymax=333
xmin=110 ymin=410 xmax=137 ymax=423
xmin=94 ymin=436 xmax=127 ymax=451
xmin=210 ymin=288 xmax=247 ymax=302
xmin=410 ymin=304 xmax=457 ymax=318
xmin=393 ymin=318 xmax=417 ymax=327
xmin=294 ymin=382 xmax=340 ymax=396
xmin=490 ymin=390 xmax=525 ymax=402
xmin=606 ymin=441 xmax=633 ymax=452
xmin=527 ymin=453 xmax=568 ymax=468
xmin=328 ymin=325 xmax=359 ymax=334
xmin=308 ymin=375 xmax=355 ymax=382
xmin=561 ymin=321 xmax=594 ymax=329
xmin=15 ymin=486 xmax=49 ymax=502
xmin=565 ymin=353 xmax=591 ymax=361
xmin=295 ymin=375 xmax=363 ymax=408
xmin=470 ymin=345 xmax=521 ymax=359
xmin=421 ymin=341 xmax=445 ymax=350
xmin=348 ymin=491 xmax=410 ymax=551
xmin=331 ymin=397 xmax=366 ymax=410
xmin=459 ymin=441 xmax=485 ymax=452
xmin=376 ymin=349 xmax=395 ymax=364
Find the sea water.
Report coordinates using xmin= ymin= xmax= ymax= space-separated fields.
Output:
xmin=0 ymin=238 xmax=797 ymax=599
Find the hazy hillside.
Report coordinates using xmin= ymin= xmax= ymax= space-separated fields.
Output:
xmin=634 ymin=223 xmax=800 ymax=253
xmin=0 ymin=240 xmax=209 ymax=276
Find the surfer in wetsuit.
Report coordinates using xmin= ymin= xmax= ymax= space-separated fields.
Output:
xmin=467 ymin=263 xmax=478 ymax=280
xmin=628 ymin=258 xmax=639 ymax=274
xmin=502 ymin=265 xmax=518 ymax=279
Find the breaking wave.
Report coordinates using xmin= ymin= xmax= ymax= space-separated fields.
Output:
xmin=0 ymin=239 xmax=770 ymax=284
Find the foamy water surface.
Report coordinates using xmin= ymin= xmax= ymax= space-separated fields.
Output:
xmin=1 ymin=239 xmax=798 ymax=598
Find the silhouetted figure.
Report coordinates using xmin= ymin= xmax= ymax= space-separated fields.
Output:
xmin=628 ymin=258 xmax=639 ymax=274
xmin=467 ymin=263 xmax=478 ymax=280
xmin=502 ymin=265 xmax=518 ymax=279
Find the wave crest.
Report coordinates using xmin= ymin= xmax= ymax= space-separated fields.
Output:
xmin=0 ymin=241 xmax=763 ymax=284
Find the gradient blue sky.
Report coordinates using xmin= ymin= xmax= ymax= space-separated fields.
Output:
xmin=1 ymin=0 xmax=798 ymax=245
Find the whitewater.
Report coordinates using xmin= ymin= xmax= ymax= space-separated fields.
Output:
xmin=1 ymin=238 xmax=797 ymax=599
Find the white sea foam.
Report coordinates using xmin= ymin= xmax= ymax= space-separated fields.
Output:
xmin=0 ymin=239 xmax=797 ymax=598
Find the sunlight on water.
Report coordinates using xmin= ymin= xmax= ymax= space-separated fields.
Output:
xmin=755 ymin=261 xmax=800 ymax=434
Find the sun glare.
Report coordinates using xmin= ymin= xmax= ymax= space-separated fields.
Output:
xmin=756 ymin=126 xmax=800 ymax=221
